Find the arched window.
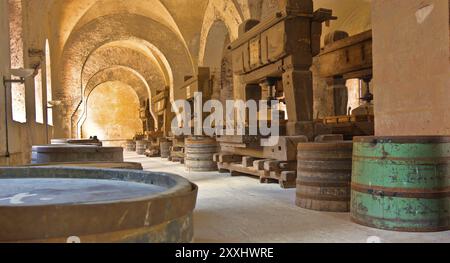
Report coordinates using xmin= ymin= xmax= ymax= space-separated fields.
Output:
xmin=45 ymin=39 xmax=53 ymax=125
xmin=8 ymin=0 xmax=26 ymax=123
xmin=34 ymin=68 xmax=43 ymax=123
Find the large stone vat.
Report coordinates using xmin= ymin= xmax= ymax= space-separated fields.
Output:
xmin=0 ymin=167 xmax=198 ymax=243
xmin=26 ymin=162 xmax=143 ymax=170
xmin=31 ymin=145 xmax=124 ymax=164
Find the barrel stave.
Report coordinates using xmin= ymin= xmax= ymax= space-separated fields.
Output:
xmin=351 ymin=136 xmax=450 ymax=232
xmin=297 ymin=142 xmax=353 ymax=212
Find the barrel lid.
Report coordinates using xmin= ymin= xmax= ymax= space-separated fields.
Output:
xmin=353 ymin=136 xmax=450 ymax=144
xmin=0 ymin=167 xmax=198 ymax=242
xmin=32 ymin=145 xmax=123 ymax=153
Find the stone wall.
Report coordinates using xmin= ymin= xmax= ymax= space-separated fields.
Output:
xmin=82 ymin=81 xmax=143 ymax=140
xmin=2 ymin=0 xmax=449 ymax=165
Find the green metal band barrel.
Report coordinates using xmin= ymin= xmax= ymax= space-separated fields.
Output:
xmin=297 ymin=141 xmax=353 ymax=212
xmin=351 ymin=136 xmax=450 ymax=232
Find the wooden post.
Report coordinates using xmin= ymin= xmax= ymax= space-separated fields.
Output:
xmin=282 ymin=68 xmax=314 ymax=137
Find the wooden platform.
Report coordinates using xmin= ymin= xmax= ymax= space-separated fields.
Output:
xmin=169 ymin=146 xmax=185 ymax=164
xmin=145 ymin=145 xmax=160 ymax=157
xmin=213 ymin=153 xmax=296 ymax=189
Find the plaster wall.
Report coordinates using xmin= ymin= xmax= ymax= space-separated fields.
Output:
xmin=82 ymin=81 xmax=142 ymax=140
xmin=372 ymin=0 xmax=450 ymax=135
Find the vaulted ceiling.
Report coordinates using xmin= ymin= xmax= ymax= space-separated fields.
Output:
xmin=35 ymin=0 xmax=370 ymax=137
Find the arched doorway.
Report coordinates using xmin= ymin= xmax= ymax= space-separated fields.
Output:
xmin=202 ymin=20 xmax=234 ymax=111
xmin=81 ymin=81 xmax=143 ymax=140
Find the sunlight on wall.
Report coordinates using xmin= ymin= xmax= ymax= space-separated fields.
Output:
xmin=82 ymin=81 xmax=142 ymax=140
xmin=45 ymin=39 xmax=53 ymax=125
xmin=347 ymin=79 xmax=362 ymax=113
xmin=9 ymin=0 xmax=26 ymax=123
xmin=34 ymin=69 xmax=44 ymax=123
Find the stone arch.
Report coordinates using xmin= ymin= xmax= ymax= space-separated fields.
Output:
xmin=71 ymin=44 xmax=166 ymax=137
xmin=202 ymin=21 xmax=231 ymax=70
xmin=198 ymin=0 xmax=244 ymax=66
xmin=57 ymin=13 xmax=194 ymax=137
xmin=84 ymin=66 xmax=150 ymax=101
xmin=92 ymin=39 xmax=173 ymax=89
xmin=201 ymin=20 xmax=234 ymax=104
xmin=199 ymin=19 xmax=235 ymax=126
xmin=81 ymin=45 xmax=166 ymax=98
xmin=47 ymin=0 xmax=189 ymax=58
xmin=78 ymin=66 xmax=156 ymax=137
xmin=81 ymin=80 xmax=143 ymax=140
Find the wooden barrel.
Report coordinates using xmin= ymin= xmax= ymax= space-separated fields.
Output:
xmin=31 ymin=145 xmax=124 ymax=164
xmin=27 ymin=162 xmax=143 ymax=171
xmin=324 ymin=30 xmax=349 ymax=46
xmin=0 ymin=167 xmax=198 ymax=243
xmin=160 ymin=142 xmax=172 ymax=159
xmin=185 ymin=136 xmax=218 ymax=172
xmin=297 ymin=141 xmax=353 ymax=212
xmin=352 ymin=136 xmax=450 ymax=232
xmin=135 ymin=140 xmax=148 ymax=155
xmin=125 ymin=140 xmax=136 ymax=152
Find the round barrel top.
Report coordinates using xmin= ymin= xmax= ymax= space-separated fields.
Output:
xmin=0 ymin=167 xmax=194 ymax=205
xmin=0 ymin=167 xmax=198 ymax=242
xmin=354 ymin=136 xmax=450 ymax=144
xmin=186 ymin=136 xmax=217 ymax=145
xmin=32 ymin=145 xmax=123 ymax=153
xmin=26 ymin=162 xmax=143 ymax=170
xmin=298 ymin=141 xmax=353 ymax=151
xmin=0 ymin=179 xmax=166 ymax=206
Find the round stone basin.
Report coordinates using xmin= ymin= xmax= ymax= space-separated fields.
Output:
xmin=0 ymin=179 xmax=166 ymax=206
xmin=31 ymin=145 xmax=124 ymax=164
xmin=0 ymin=167 xmax=198 ymax=243
xmin=26 ymin=162 xmax=143 ymax=171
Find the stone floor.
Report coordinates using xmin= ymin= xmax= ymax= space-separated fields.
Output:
xmin=125 ymin=152 xmax=450 ymax=243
